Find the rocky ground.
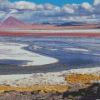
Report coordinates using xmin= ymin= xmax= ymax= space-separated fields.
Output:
xmin=0 ymin=67 xmax=100 ymax=100
xmin=0 ymin=83 xmax=99 ymax=100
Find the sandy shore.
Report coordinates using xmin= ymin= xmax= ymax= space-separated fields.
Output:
xmin=0 ymin=42 xmax=59 ymax=66
xmin=0 ymin=67 xmax=100 ymax=87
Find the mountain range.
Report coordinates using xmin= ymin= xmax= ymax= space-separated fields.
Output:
xmin=0 ymin=16 xmax=100 ymax=30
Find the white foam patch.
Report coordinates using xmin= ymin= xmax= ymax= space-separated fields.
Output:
xmin=64 ymin=48 xmax=89 ymax=52
xmin=93 ymin=53 xmax=100 ymax=56
xmin=49 ymin=49 xmax=58 ymax=51
xmin=32 ymin=45 xmax=43 ymax=50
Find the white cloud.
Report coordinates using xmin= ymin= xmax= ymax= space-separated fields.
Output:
xmin=0 ymin=0 xmax=14 ymax=10
xmin=93 ymin=2 xmax=100 ymax=14
xmin=0 ymin=0 xmax=100 ymax=23
xmin=14 ymin=1 xmax=36 ymax=10
xmin=61 ymin=6 xmax=74 ymax=14
xmin=36 ymin=4 xmax=44 ymax=9
xmin=59 ymin=16 xmax=98 ymax=22
xmin=10 ymin=9 xmax=18 ymax=14
xmin=54 ymin=6 xmax=61 ymax=12
xmin=0 ymin=0 xmax=8 ymax=3
xmin=78 ymin=3 xmax=94 ymax=16
xmin=0 ymin=11 xmax=5 ymax=18
xmin=80 ymin=2 xmax=91 ymax=9
xmin=44 ymin=3 xmax=56 ymax=10
xmin=92 ymin=0 xmax=100 ymax=6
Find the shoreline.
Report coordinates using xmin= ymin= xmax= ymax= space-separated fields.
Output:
xmin=0 ymin=29 xmax=100 ymax=33
xmin=0 ymin=67 xmax=100 ymax=87
xmin=0 ymin=42 xmax=59 ymax=66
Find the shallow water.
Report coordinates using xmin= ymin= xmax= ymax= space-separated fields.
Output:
xmin=0 ymin=36 xmax=100 ymax=74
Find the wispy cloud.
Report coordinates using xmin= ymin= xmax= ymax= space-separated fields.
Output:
xmin=0 ymin=0 xmax=100 ymax=23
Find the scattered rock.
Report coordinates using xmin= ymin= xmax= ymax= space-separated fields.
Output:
xmin=0 ymin=83 xmax=99 ymax=100
xmin=31 ymin=90 xmax=40 ymax=95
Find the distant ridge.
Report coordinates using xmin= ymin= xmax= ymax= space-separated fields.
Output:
xmin=57 ymin=22 xmax=85 ymax=26
xmin=32 ymin=22 xmax=43 ymax=26
xmin=0 ymin=16 xmax=33 ymax=29
xmin=0 ymin=16 xmax=100 ymax=30
xmin=42 ymin=22 xmax=50 ymax=25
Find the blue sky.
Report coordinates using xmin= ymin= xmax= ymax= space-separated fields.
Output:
xmin=0 ymin=0 xmax=100 ymax=23
xmin=9 ymin=0 xmax=93 ymax=6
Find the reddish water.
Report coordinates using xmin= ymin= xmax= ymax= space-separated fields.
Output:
xmin=0 ymin=32 xmax=100 ymax=37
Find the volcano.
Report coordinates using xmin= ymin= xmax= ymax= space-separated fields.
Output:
xmin=0 ymin=16 xmax=33 ymax=29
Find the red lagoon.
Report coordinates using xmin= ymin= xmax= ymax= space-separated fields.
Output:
xmin=0 ymin=31 xmax=100 ymax=37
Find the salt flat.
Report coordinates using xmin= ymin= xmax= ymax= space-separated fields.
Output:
xmin=0 ymin=42 xmax=59 ymax=66
xmin=0 ymin=67 xmax=100 ymax=87
xmin=0 ymin=29 xmax=100 ymax=33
